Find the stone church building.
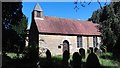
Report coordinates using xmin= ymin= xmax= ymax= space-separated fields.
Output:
xmin=28 ymin=3 xmax=101 ymax=56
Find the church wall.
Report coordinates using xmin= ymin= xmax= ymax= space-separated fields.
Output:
xmin=39 ymin=34 xmax=77 ymax=56
xmin=38 ymin=34 xmax=101 ymax=56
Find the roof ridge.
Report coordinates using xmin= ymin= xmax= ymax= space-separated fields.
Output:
xmin=45 ymin=16 xmax=81 ymax=21
xmin=44 ymin=16 xmax=93 ymax=23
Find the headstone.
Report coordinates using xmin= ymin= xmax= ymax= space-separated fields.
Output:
xmin=94 ymin=47 xmax=98 ymax=53
xmin=87 ymin=49 xmax=90 ymax=53
xmin=79 ymin=48 xmax=85 ymax=59
xmin=72 ymin=52 xmax=82 ymax=68
xmin=86 ymin=52 xmax=100 ymax=68
xmin=63 ymin=50 xmax=70 ymax=68
xmin=89 ymin=47 xmax=93 ymax=53
xmin=46 ymin=49 xmax=52 ymax=68
xmin=46 ymin=49 xmax=51 ymax=59
xmin=100 ymin=46 xmax=107 ymax=53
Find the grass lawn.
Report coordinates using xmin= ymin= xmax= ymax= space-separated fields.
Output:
xmin=3 ymin=52 xmax=120 ymax=68
xmin=51 ymin=52 xmax=120 ymax=68
xmin=6 ymin=52 xmax=24 ymax=59
xmin=98 ymin=53 xmax=120 ymax=68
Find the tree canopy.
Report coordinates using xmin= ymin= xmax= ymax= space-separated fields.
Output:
xmin=89 ymin=2 xmax=120 ymax=60
xmin=2 ymin=2 xmax=28 ymax=53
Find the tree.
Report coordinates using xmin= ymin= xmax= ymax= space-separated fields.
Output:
xmin=89 ymin=2 xmax=120 ymax=60
xmin=12 ymin=15 xmax=28 ymax=52
xmin=2 ymin=2 xmax=28 ymax=53
xmin=74 ymin=0 xmax=109 ymax=12
xmin=2 ymin=2 xmax=23 ymax=29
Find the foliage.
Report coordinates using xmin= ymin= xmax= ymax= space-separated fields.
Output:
xmin=74 ymin=0 xmax=109 ymax=12
xmin=12 ymin=15 xmax=28 ymax=52
xmin=2 ymin=2 xmax=23 ymax=29
xmin=23 ymin=45 xmax=39 ymax=63
xmin=5 ymin=52 xmax=24 ymax=59
xmin=2 ymin=2 xmax=28 ymax=53
xmin=88 ymin=2 xmax=120 ymax=60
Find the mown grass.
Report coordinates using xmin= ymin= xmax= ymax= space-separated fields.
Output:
xmin=4 ymin=52 xmax=120 ymax=68
xmin=100 ymin=58 xmax=118 ymax=66
xmin=6 ymin=52 xmax=24 ymax=59
xmin=52 ymin=52 xmax=120 ymax=68
xmin=98 ymin=52 xmax=119 ymax=67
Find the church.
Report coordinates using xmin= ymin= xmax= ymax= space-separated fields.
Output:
xmin=28 ymin=3 xmax=101 ymax=56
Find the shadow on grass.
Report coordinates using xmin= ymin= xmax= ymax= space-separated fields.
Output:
xmin=101 ymin=66 xmax=119 ymax=68
xmin=39 ymin=57 xmax=63 ymax=68
xmin=99 ymin=53 xmax=113 ymax=60
xmin=39 ymin=57 xmax=119 ymax=68
xmin=2 ymin=53 xmax=120 ymax=68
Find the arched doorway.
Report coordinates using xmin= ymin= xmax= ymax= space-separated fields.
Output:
xmin=63 ymin=40 xmax=70 ymax=53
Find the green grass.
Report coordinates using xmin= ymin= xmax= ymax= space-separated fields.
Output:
xmin=5 ymin=52 xmax=120 ymax=68
xmin=6 ymin=52 xmax=24 ymax=59
xmin=98 ymin=52 xmax=119 ymax=67
xmin=99 ymin=58 xmax=118 ymax=66
xmin=52 ymin=55 xmax=62 ymax=60
xmin=51 ymin=52 xmax=120 ymax=67
xmin=52 ymin=55 xmax=73 ymax=60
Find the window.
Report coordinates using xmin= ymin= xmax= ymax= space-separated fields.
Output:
xmin=87 ymin=37 xmax=89 ymax=48
xmin=37 ymin=11 xmax=41 ymax=17
xmin=58 ymin=46 xmax=61 ymax=49
xmin=93 ymin=36 xmax=98 ymax=47
xmin=77 ymin=36 xmax=82 ymax=48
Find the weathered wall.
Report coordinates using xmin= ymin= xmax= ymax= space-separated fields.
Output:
xmin=39 ymin=34 xmax=77 ymax=56
xmin=38 ymin=34 xmax=101 ymax=56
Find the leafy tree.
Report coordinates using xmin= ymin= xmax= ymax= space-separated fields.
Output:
xmin=2 ymin=2 xmax=28 ymax=54
xmin=2 ymin=2 xmax=23 ymax=29
xmin=74 ymin=0 xmax=109 ymax=12
xmin=89 ymin=2 xmax=120 ymax=60
xmin=12 ymin=15 xmax=28 ymax=52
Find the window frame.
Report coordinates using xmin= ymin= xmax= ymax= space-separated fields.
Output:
xmin=87 ymin=37 xmax=89 ymax=48
xmin=93 ymin=36 xmax=98 ymax=47
xmin=37 ymin=11 xmax=41 ymax=17
xmin=77 ymin=36 xmax=82 ymax=48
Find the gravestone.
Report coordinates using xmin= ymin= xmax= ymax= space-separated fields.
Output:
xmin=86 ymin=52 xmax=100 ymax=68
xmin=89 ymin=47 xmax=93 ymax=53
xmin=87 ymin=49 xmax=90 ymax=53
xmin=63 ymin=50 xmax=70 ymax=68
xmin=72 ymin=52 xmax=82 ymax=68
xmin=79 ymin=48 xmax=85 ymax=59
xmin=46 ymin=49 xmax=52 ymax=68
xmin=94 ymin=47 xmax=98 ymax=53
xmin=100 ymin=46 xmax=107 ymax=53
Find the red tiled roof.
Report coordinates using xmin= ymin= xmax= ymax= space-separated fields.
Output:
xmin=35 ymin=16 xmax=101 ymax=36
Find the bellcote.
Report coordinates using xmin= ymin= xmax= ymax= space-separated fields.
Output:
xmin=32 ymin=3 xmax=44 ymax=20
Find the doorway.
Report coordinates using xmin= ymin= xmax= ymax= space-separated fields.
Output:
xmin=63 ymin=40 xmax=70 ymax=53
